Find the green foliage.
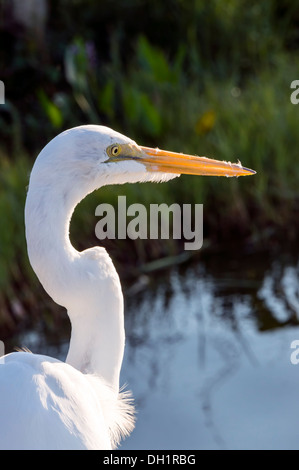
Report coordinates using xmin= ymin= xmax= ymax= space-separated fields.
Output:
xmin=37 ymin=90 xmax=63 ymax=128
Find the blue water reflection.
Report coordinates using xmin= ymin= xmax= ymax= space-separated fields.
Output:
xmin=120 ymin=252 xmax=299 ymax=450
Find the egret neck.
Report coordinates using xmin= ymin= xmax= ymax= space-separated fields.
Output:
xmin=25 ymin=171 xmax=125 ymax=393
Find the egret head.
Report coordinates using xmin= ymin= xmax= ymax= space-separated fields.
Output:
xmin=30 ymin=124 xmax=255 ymax=200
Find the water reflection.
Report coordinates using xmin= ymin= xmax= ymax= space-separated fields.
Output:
xmin=5 ymin=250 xmax=299 ymax=450
xmin=121 ymin=250 xmax=299 ymax=450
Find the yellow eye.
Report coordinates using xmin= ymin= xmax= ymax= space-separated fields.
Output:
xmin=107 ymin=144 xmax=121 ymax=157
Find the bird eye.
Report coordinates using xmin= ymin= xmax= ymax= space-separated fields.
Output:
xmin=107 ymin=144 xmax=121 ymax=157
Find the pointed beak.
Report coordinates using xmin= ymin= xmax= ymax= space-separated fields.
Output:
xmin=139 ymin=146 xmax=256 ymax=177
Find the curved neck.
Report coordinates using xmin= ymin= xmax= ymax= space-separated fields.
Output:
xmin=25 ymin=178 xmax=124 ymax=392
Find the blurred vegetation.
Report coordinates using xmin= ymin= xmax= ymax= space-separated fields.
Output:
xmin=0 ymin=0 xmax=299 ymax=334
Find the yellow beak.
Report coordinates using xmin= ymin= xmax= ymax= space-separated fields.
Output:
xmin=139 ymin=146 xmax=256 ymax=177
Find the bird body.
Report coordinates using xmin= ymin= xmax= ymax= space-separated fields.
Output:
xmin=0 ymin=351 xmax=133 ymax=449
xmin=0 ymin=125 xmax=255 ymax=449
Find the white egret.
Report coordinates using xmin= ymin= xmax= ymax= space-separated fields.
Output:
xmin=0 ymin=125 xmax=255 ymax=449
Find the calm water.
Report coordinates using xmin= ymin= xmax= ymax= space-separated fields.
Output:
xmin=5 ymin=248 xmax=299 ymax=450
